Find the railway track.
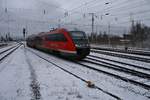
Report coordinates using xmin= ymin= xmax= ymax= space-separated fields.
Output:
xmin=26 ymin=48 xmax=122 ymax=100
xmin=0 ymin=43 xmax=7 ymax=48
xmin=92 ymin=47 xmax=150 ymax=56
xmin=0 ymin=45 xmax=17 ymax=55
xmin=0 ymin=44 xmax=21 ymax=62
xmin=88 ymin=55 xmax=150 ymax=72
xmin=79 ymin=59 xmax=150 ymax=90
xmin=85 ymin=57 xmax=150 ymax=79
xmin=27 ymin=47 xmax=150 ymax=99
xmin=91 ymin=49 xmax=150 ymax=63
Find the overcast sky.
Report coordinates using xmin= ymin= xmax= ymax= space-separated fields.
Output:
xmin=0 ymin=0 xmax=150 ymax=38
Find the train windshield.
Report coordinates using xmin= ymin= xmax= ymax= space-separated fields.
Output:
xmin=69 ymin=31 xmax=88 ymax=43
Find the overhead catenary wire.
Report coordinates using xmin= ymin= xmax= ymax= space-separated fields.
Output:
xmin=1 ymin=0 xmax=147 ymax=23
xmin=57 ymin=0 xmax=150 ymax=27
xmin=1 ymin=0 xmax=150 ymax=36
xmin=0 ymin=0 xmax=148 ymax=21
xmin=101 ymin=0 xmax=150 ymax=14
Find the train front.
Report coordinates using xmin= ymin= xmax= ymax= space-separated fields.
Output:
xmin=69 ymin=31 xmax=90 ymax=59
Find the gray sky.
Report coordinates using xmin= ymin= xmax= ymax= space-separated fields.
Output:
xmin=0 ymin=0 xmax=150 ymax=38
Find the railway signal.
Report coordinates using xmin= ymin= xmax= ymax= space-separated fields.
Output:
xmin=5 ymin=8 xmax=7 ymax=13
xmin=23 ymin=28 xmax=26 ymax=39
xmin=43 ymin=9 xmax=46 ymax=14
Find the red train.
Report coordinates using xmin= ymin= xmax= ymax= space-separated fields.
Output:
xmin=26 ymin=28 xmax=90 ymax=60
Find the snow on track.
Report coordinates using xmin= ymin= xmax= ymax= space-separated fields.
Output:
xmin=92 ymin=48 xmax=150 ymax=59
xmin=0 ymin=45 xmax=149 ymax=100
xmin=0 ymin=45 xmax=116 ymax=100
xmin=27 ymin=47 xmax=150 ymax=100
xmin=81 ymin=59 xmax=150 ymax=90
xmin=87 ymin=55 xmax=150 ymax=76
xmin=0 ymin=46 xmax=31 ymax=100
xmin=91 ymin=52 xmax=150 ymax=70
xmin=0 ymin=44 xmax=18 ymax=53
xmin=25 ymin=48 xmax=115 ymax=100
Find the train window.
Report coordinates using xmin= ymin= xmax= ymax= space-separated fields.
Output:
xmin=56 ymin=34 xmax=65 ymax=41
xmin=69 ymin=31 xmax=87 ymax=40
xmin=34 ymin=37 xmax=42 ymax=45
xmin=46 ymin=33 xmax=67 ymax=42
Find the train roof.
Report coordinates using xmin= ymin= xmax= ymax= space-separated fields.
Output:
xmin=48 ymin=28 xmax=85 ymax=33
xmin=28 ymin=28 xmax=85 ymax=38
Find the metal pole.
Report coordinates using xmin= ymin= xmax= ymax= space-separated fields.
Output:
xmin=58 ymin=19 xmax=61 ymax=28
xmin=92 ymin=13 xmax=94 ymax=34
xmin=89 ymin=13 xmax=95 ymax=42
xmin=108 ymin=22 xmax=111 ymax=46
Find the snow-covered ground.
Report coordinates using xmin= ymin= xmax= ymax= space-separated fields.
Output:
xmin=0 ymin=45 xmax=149 ymax=100
xmin=0 ymin=46 xmax=31 ymax=100
xmin=0 ymin=42 xmax=18 ymax=49
xmin=91 ymin=52 xmax=150 ymax=70
xmin=27 ymin=47 xmax=150 ymax=100
xmin=91 ymin=44 xmax=150 ymax=52
xmin=0 ymin=43 xmax=18 ymax=53
xmin=87 ymin=55 xmax=150 ymax=75
xmin=0 ymin=46 xmax=114 ymax=100
xmin=91 ymin=49 xmax=150 ymax=59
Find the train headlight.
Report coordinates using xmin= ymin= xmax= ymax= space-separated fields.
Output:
xmin=75 ymin=44 xmax=80 ymax=47
xmin=75 ymin=44 xmax=89 ymax=47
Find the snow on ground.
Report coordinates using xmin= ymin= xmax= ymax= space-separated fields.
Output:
xmin=87 ymin=56 xmax=150 ymax=75
xmin=0 ymin=46 xmax=31 ymax=100
xmin=27 ymin=47 xmax=150 ymax=100
xmin=90 ymin=52 xmax=150 ymax=70
xmin=0 ymin=43 xmax=18 ymax=53
xmin=83 ymin=58 xmax=146 ymax=80
xmin=91 ymin=44 xmax=150 ymax=52
xmin=91 ymin=44 xmax=126 ymax=50
xmin=0 ymin=42 xmax=18 ymax=49
xmin=0 ymin=46 xmax=117 ymax=100
xmin=92 ymin=49 xmax=150 ymax=59
xmin=0 ymin=45 xmax=149 ymax=100
xmin=25 ymin=48 xmax=115 ymax=100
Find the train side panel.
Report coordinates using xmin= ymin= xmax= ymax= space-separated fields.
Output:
xmin=26 ymin=28 xmax=90 ymax=60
